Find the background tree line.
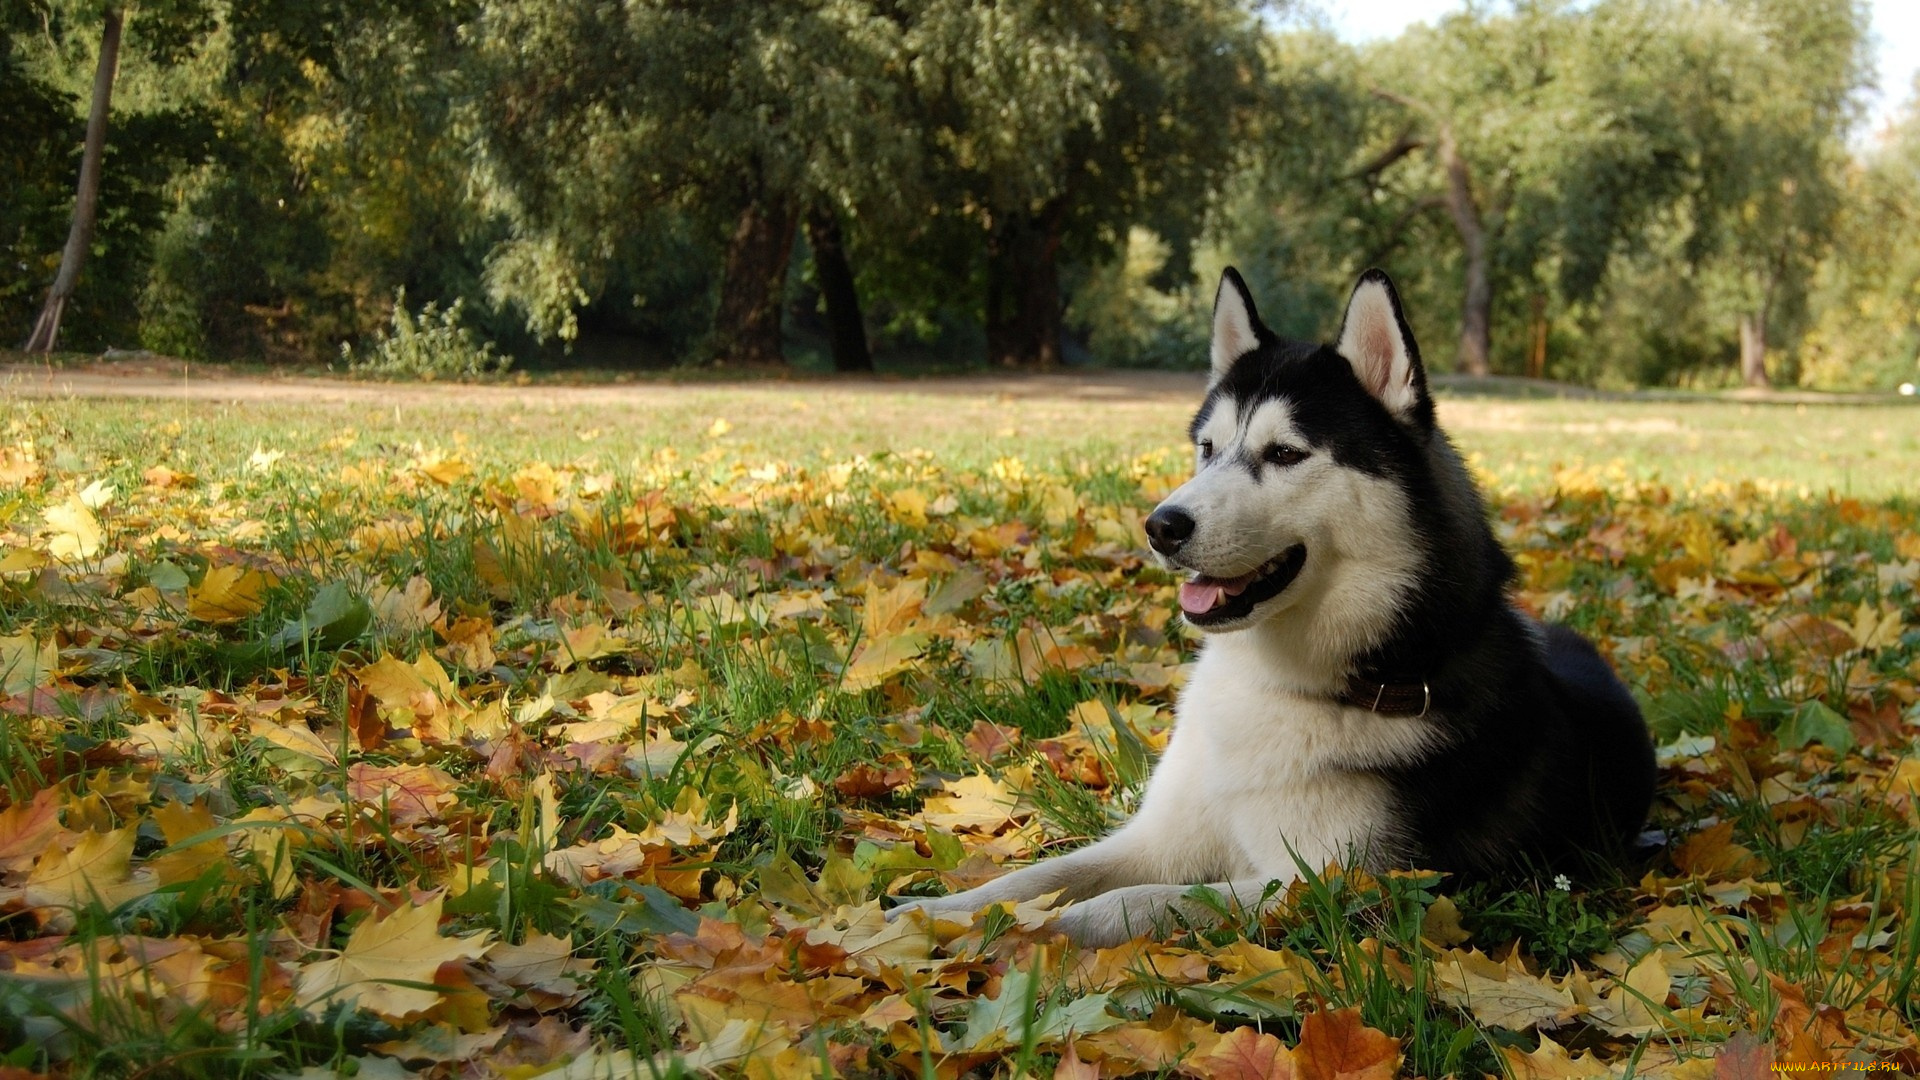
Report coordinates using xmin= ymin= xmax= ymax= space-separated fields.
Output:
xmin=5 ymin=0 xmax=1917 ymax=389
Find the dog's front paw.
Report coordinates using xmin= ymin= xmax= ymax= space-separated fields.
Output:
xmin=885 ymin=890 xmax=985 ymax=923
xmin=1052 ymin=895 xmax=1143 ymax=950
xmin=1052 ymin=884 xmax=1207 ymax=949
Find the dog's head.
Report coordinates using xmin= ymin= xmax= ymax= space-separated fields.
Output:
xmin=1146 ymin=268 xmax=1435 ymax=634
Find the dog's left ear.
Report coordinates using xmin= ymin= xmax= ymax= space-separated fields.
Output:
xmin=1336 ymin=268 xmax=1429 ymax=422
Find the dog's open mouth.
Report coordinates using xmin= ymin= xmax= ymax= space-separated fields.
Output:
xmin=1178 ymin=545 xmax=1307 ymax=624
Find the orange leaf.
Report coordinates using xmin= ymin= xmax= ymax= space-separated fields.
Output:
xmin=346 ymin=762 xmax=459 ymax=825
xmin=1672 ymin=821 xmax=1761 ymax=879
xmin=1293 ymin=1008 xmax=1400 ymax=1080
xmin=1057 ymin=1040 xmax=1103 ymax=1080
xmin=0 ymin=787 xmax=66 ymax=874
xmin=1182 ymin=1024 xmax=1297 ymax=1080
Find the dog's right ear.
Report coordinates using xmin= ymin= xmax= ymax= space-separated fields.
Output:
xmin=1210 ymin=267 xmax=1268 ymax=384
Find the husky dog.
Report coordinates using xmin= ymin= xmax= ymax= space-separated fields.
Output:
xmin=890 ymin=268 xmax=1656 ymax=949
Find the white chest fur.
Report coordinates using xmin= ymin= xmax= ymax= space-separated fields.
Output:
xmin=1125 ymin=634 xmax=1441 ymax=884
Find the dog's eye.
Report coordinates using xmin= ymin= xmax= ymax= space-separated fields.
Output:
xmin=1198 ymin=439 xmax=1215 ymax=461
xmin=1264 ymin=444 xmax=1309 ymax=467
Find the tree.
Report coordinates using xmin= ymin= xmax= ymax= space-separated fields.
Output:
xmin=1799 ymin=86 xmax=1920 ymax=388
xmin=906 ymin=0 xmax=1263 ymax=367
xmin=22 ymin=6 xmax=122 ymax=352
xmin=12 ymin=0 xmax=224 ymax=354
xmin=1352 ymin=0 xmax=1704 ymax=377
xmin=470 ymin=1 xmax=921 ymax=366
xmin=1678 ymin=0 xmax=1867 ymax=387
xmin=805 ymin=208 xmax=871 ymax=372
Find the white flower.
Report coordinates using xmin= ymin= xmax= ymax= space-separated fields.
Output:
xmin=1553 ymin=873 xmax=1573 ymax=892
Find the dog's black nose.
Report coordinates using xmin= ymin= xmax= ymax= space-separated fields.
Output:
xmin=1144 ymin=506 xmax=1196 ymax=555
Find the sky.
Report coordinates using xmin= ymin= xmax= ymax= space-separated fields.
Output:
xmin=1317 ymin=0 xmax=1919 ymax=141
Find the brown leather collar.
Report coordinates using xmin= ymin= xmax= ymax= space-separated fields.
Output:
xmin=1338 ymin=675 xmax=1431 ymax=717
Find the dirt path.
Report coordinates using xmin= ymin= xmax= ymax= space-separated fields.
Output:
xmin=1 ymin=360 xmax=1214 ymax=408
xmin=3 ymin=359 xmax=1905 ymax=409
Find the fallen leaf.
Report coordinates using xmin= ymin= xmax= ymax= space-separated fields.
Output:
xmin=188 ymin=564 xmax=273 ymax=621
xmin=1292 ymin=1006 xmax=1400 ymax=1080
xmin=296 ymin=894 xmax=493 ymax=1021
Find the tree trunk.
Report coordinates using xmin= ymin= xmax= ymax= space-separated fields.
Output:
xmin=713 ymin=196 xmax=798 ymax=366
xmin=805 ymin=208 xmax=871 ymax=373
xmin=1527 ymin=292 xmax=1548 ymax=379
xmin=1437 ymin=127 xmax=1491 ymax=377
xmin=985 ymin=198 xmax=1067 ymax=369
xmin=23 ymin=8 xmax=123 ymax=354
xmin=1738 ymin=312 xmax=1769 ymax=388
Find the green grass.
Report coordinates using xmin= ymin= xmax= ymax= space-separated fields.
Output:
xmin=7 ymin=378 xmax=1918 ymax=496
xmin=0 ymin=379 xmax=1916 ymax=1076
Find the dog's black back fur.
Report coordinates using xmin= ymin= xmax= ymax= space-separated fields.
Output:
xmin=1207 ymin=269 xmax=1656 ymax=881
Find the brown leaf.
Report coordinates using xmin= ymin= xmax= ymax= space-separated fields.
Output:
xmin=962 ymin=719 xmax=1021 ymax=762
xmin=832 ymin=762 xmax=913 ymax=800
xmin=1714 ymin=1031 xmax=1773 ymax=1080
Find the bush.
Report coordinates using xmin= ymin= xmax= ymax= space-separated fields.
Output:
xmin=1066 ymin=228 xmax=1208 ymax=368
xmin=342 ymin=289 xmax=511 ymax=380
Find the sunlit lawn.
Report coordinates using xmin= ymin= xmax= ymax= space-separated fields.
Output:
xmin=0 ymin=381 xmax=1916 ymax=1077
xmin=13 ymin=379 xmax=1920 ymax=496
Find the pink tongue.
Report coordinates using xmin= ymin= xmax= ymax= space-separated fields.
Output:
xmin=1179 ymin=572 xmax=1256 ymax=614
xmin=1179 ymin=581 xmax=1224 ymax=614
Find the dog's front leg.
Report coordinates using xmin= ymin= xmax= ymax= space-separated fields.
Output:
xmin=886 ymin=826 xmax=1181 ymax=923
xmin=1052 ymin=876 xmax=1288 ymax=949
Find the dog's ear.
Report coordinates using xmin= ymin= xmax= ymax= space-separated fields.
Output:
xmin=1210 ymin=267 xmax=1269 ymax=384
xmin=1336 ymin=268 xmax=1429 ymax=421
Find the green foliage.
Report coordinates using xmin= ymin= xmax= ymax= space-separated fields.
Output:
xmin=0 ymin=0 xmax=1906 ymax=385
xmin=1459 ymin=878 xmax=1631 ymax=974
xmin=1064 ymin=228 xmax=1208 ymax=367
xmin=1800 ymin=96 xmax=1920 ymax=389
xmin=340 ymin=288 xmax=508 ymax=380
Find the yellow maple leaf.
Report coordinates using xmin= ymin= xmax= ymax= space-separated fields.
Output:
xmin=862 ymin=578 xmax=927 ymax=639
xmin=0 ymin=632 xmax=59 ymax=695
xmin=25 ymin=827 xmax=157 ymax=912
xmin=886 ymin=488 xmax=929 ymax=527
xmin=188 ymin=565 xmax=273 ymax=621
xmin=0 ymin=546 xmax=49 ymax=574
xmin=436 ymin=615 xmax=497 ymax=671
xmin=43 ymin=496 xmax=102 ymax=561
xmin=251 ymin=718 xmax=341 ymax=765
xmin=841 ymin=630 xmax=930 ymax=692
xmin=487 ymin=929 xmax=595 ymax=993
xmin=296 ymin=894 xmax=493 ymax=1021
xmin=149 ymin=800 xmax=229 ymax=886
xmin=1500 ymin=1034 xmax=1612 ymax=1080
xmin=358 ymin=652 xmax=458 ymax=712
xmin=921 ymin=774 xmax=1027 ymax=832
xmin=1433 ymin=948 xmax=1582 ymax=1031
xmin=412 ymin=452 xmax=471 ymax=485
xmin=1847 ymin=600 xmax=1905 ymax=652
xmin=801 ymin=902 xmax=939 ymax=974
xmin=370 ymin=575 xmax=440 ymax=635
